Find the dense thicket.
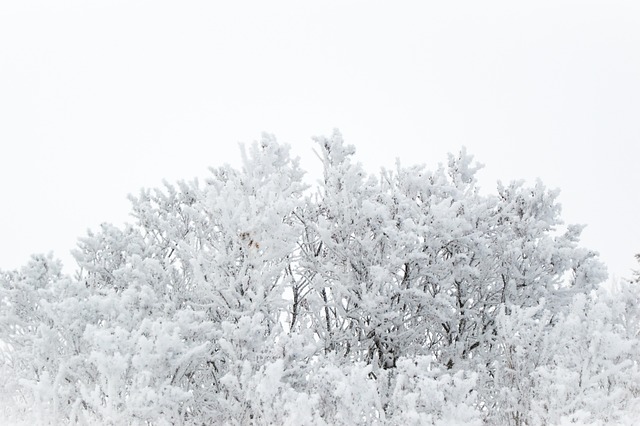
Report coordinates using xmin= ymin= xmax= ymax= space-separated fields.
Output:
xmin=2 ymin=132 xmax=639 ymax=425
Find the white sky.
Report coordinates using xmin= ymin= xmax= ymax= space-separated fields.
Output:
xmin=1 ymin=1 xmax=639 ymax=280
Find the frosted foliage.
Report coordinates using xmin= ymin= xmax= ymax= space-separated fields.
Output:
xmin=484 ymin=292 xmax=640 ymax=426
xmin=1 ymin=131 xmax=636 ymax=425
xmin=384 ymin=356 xmax=482 ymax=425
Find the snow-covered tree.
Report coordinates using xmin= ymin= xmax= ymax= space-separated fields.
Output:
xmin=2 ymin=131 xmax=636 ymax=425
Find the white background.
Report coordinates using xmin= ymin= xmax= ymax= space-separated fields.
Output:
xmin=1 ymin=1 xmax=639 ymax=280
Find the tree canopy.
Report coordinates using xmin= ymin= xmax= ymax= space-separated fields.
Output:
xmin=1 ymin=131 xmax=638 ymax=425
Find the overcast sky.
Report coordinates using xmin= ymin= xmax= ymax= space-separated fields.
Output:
xmin=1 ymin=1 xmax=639 ymax=281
